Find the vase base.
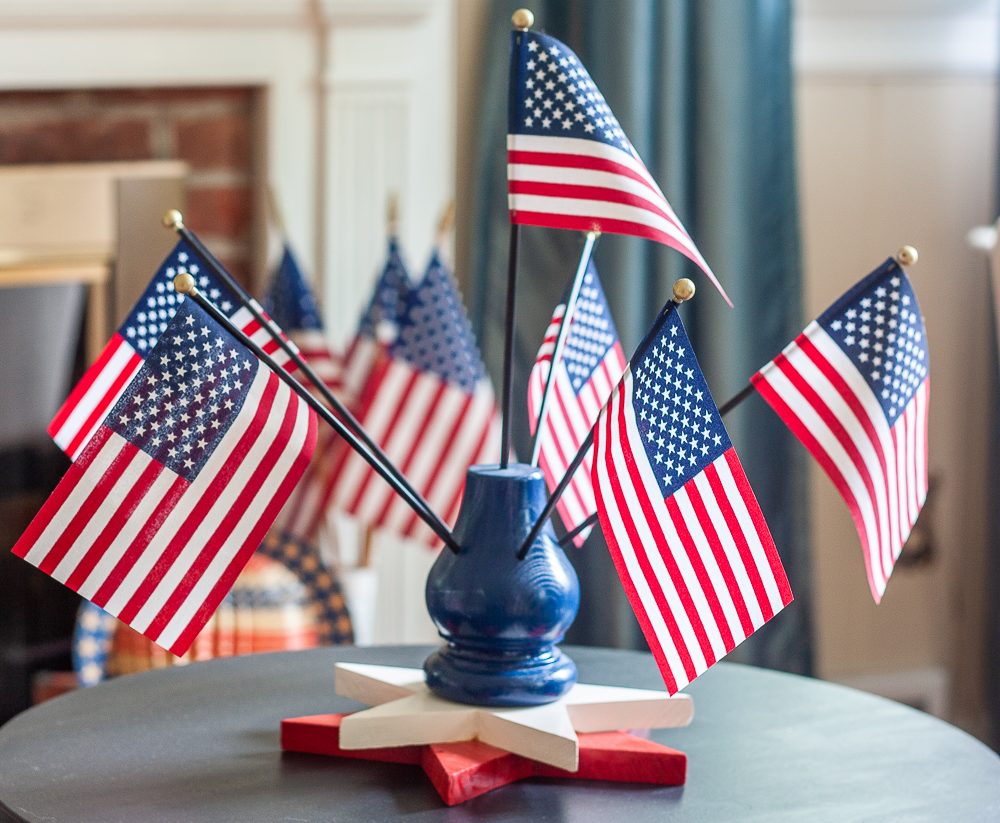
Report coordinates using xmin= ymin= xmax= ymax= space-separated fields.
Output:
xmin=423 ymin=645 xmax=577 ymax=707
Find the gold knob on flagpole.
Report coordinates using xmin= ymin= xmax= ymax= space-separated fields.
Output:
xmin=895 ymin=245 xmax=918 ymax=266
xmin=163 ymin=209 xmax=184 ymax=230
xmin=173 ymin=272 xmax=196 ymax=295
xmin=512 ymin=8 xmax=534 ymax=29
xmin=672 ymin=278 xmax=695 ymax=303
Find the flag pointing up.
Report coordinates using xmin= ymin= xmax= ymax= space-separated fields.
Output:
xmin=528 ymin=260 xmax=626 ymax=545
xmin=264 ymin=244 xmax=342 ymax=392
xmin=506 ymin=28 xmax=731 ymax=306
xmin=49 ymin=240 xmax=296 ymax=461
xmin=592 ymin=304 xmax=791 ymax=694
xmin=751 ymin=258 xmax=929 ymax=602
xmin=15 ymin=300 xmax=317 ymax=656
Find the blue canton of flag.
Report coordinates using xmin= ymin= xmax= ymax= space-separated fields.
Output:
xmin=593 ymin=305 xmax=791 ymax=695
xmin=753 ymin=258 xmax=929 ymax=602
xmin=561 ymin=262 xmax=619 ymax=392
xmin=392 ymin=250 xmax=487 ymax=392
xmin=630 ymin=318 xmax=730 ymax=499
xmin=817 ymin=262 xmax=928 ymax=423
xmin=358 ymin=238 xmax=412 ymax=341
xmin=264 ymin=245 xmax=323 ymax=332
xmin=107 ymin=306 xmax=256 ymax=482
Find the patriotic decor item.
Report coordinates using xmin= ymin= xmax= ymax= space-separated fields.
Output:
xmin=751 ymin=259 xmax=929 ymax=602
xmin=309 ymin=250 xmax=501 ymax=545
xmin=528 ymin=260 xmax=626 ymax=545
xmin=506 ymin=29 xmax=730 ymax=305
xmin=14 ymin=301 xmax=317 ymax=656
xmin=592 ymin=306 xmax=792 ymax=695
xmin=276 ymin=239 xmax=414 ymax=539
xmin=264 ymin=244 xmax=342 ymax=391
xmin=49 ymin=240 xmax=296 ymax=461
xmin=337 ymin=238 xmax=414 ymax=407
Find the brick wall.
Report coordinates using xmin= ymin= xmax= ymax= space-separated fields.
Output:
xmin=0 ymin=87 xmax=261 ymax=289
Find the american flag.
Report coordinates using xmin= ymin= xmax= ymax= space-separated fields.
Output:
xmin=307 ymin=250 xmax=501 ymax=545
xmin=506 ymin=29 xmax=731 ymax=306
xmin=276 ymin=238 xmax=413 ymax=539
xmin=592 ymin=305 xmax=792 ymax=694
xmin=528 ymin=260 xmax=626 ymax=546
xmin=264 ymin=244 xmax=342 ymax=392
xmin=48 ymin=240 xmax=296 ymax=461
xmin=14 ymin=300 xmax=317 ymax=656
xmin=751 ymin=259 xmax=929 ymax=602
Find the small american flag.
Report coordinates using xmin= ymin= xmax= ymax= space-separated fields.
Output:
xmin=276 ymin=238 xmax=413 ymax=539
xmin=528 ymin=260 xmax=626 ymax=546
xmin=507 ymin=29 xmax=731 ymax=306
xmin=49 ymin=240 xmax=296 ymax=461
xmin=313 ymin=249 xmax=500 ymax=545
xmin=752 ymin=259 xmax=929 ymax=602
xmin=14 ymin=300 xmax=317 ymax=655
xmin=592 ymin=305 xmax=792 ymax=694
xmin=264 ymin=244 xmax=342 ymax=392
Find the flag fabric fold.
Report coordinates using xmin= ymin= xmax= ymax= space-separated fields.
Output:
xmin=592 ymin=305 xmax=792 ymax=694
xmin=528 ymin=260 xmax=626 ymax=546
xmin=306 ymin=249 xmax=501 ymax=546
xmin=48 ymin=240 xmax=297 ymax=461
xmin=506 ymin=28 xmax=731 ymax=306
xmin=263 ymin=244 xmax=342 ymax=392
xmin=14 ymin=300 xmax=317 ymax=656
xmin=751 ymin=258 xmax=929 ymax=602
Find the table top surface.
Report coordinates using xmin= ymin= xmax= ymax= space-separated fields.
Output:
xmin=1 ymin=644 xmax=998 ymax=823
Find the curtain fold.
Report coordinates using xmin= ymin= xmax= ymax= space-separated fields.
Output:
xmin=469 ymin=0 xmax=812 ymax=672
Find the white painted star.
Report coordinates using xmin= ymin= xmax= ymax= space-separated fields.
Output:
xmin=334 ymin=663 xmax=692 ymax=772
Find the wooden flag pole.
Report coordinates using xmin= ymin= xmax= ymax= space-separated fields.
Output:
xmin=517 ymin=278 xmax=696 ymax=560
xmin=164 ymin=211 xmax=458 ymax=553
xmin=530 ymin=231 xmax=598 ymax=467
xmin=173 ymin=272 xmax=462 ymax=555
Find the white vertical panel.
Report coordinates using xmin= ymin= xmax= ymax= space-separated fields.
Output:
xmin=325 ymin=86 xmax=410 ymax=345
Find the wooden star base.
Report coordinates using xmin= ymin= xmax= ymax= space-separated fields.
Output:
xmin=282 ymin=712 xmax=687 ymax=806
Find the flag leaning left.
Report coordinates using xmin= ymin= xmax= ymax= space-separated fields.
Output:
xmin=48 ymin=240 xmax=297 ymax=461
xmin=13 ymin=300 xmax=317 ymax=656
xmin=592 ymin=304 xmax=792 ymax=695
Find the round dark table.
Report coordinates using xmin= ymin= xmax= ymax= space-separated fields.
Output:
xmin=1 ymin=645 xmax=998 ymax=822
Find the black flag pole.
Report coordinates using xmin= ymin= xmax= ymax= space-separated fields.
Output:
xmin=516 ymin=278 xmax=696 ymax=560
xmin=163 ymin=211 xmax=457 ymax=553
xmin=173 ymin=272 xmax=462 ymax=555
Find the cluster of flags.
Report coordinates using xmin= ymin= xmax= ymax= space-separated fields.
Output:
xmin=8 ymin=20 xmax=930 ymax=702
xmin=510 ymin=27 xmax=930 ymax=694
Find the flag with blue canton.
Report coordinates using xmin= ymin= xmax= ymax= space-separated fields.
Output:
xmin=15 ymin=299 xmax=317 ymax=656
xmin=264 ymin=244 xmax=342 ymax=391
xmin=50 ymin=239 xmax=296 ymax=462
xmin=315 ymin=248 xmax=501 ymax=546
xmin=528 ymin=260 xmax=626 ymax=545
xmin=506 ymin=27 xmax=730 ymax=305
xmin=592 ymin=303 xmax=792 ymax=695
xmin=752 ymin=258 xmax=930 ymax=602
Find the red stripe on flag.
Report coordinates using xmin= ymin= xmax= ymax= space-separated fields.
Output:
xmin=48 ymin=335 xmax=126 ymax=437
xmin=509 ymin=179 xmax=675 ymax=227
xmin=63 ymin=351 xmax=144 ymax=458
xmin=115 ymin=373 xmax=281 ymax=625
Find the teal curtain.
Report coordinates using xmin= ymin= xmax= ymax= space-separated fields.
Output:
xmin=469 ymin=0 xmax=812 ymax=673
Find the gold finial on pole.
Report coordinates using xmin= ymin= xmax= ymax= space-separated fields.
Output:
xmin=512 ymin=8 xmax=534 ymax=30
xmin=163 ymin=209 xmax=184 ymax=230
xmin=173 ymin=272 xmax=196 ymax=295
xmin=436 ymin=200 xmax=456 ymax=245
xmin=672 ymin=278 xmax=696 ymax=304
xmin=895 ymin=245 xmax=918 ymax=266
xmin=387 ymin=192 xmax=400 ymax=237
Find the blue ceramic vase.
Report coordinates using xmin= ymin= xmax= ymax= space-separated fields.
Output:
xmin=423 ymin=463 xmax=580 ymax=707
